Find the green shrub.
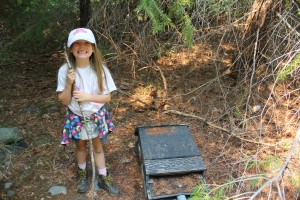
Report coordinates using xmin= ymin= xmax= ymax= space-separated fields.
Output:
xmin=277 ymin=52 xmax=300 ymax=81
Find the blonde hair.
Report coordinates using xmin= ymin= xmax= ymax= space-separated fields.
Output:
xmin=67 ymin=44 xmax=106 ymax=91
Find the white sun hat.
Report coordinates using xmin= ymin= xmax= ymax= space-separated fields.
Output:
xmin=67 ymin=28 xmax=96 ymax=48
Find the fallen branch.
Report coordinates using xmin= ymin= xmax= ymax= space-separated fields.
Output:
xmin=163 ymin=109 xmax=230 ymax=133
xmin=163 ymin=109 xmax=275 ymax=146
xmin=154 ymin=64 xmax=167 ymax=104
xmin=176 ymin=77 xmax=218 ymax=97
xmin=249 ymin=122 xmax=300 ymax=200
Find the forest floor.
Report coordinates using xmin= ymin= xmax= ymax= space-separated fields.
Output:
xmin=0 ymin=38 xmax=299 ymax=200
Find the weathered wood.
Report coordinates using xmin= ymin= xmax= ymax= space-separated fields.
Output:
xmin=136 ymin=124 xmax=207 ymax=199
xmin=144 ymin=156 xmax=206 ymax=176
xmin=243 ymin=0 xmax=273 ymax=39
xmin=138 ymin=125 xmax=200 ymax=160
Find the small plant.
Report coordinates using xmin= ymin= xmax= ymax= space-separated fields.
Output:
xmin=233 ymin=91 xmax=247 ymax=118
xmin=182 ymin=15 xmax=196 ymax=48
xmin=277 ymin=52 xmax=300 ymax=81
xmin=189 ymin=181 xmax=210 ymax=200
xmin=289 ymin=173 xmax=300 ymax=188
xmin=247 ymin=155 xmax=282 ymax=172
xmin=249 ymin=178 xmax=260 ymax=188
xmin=189 ymin=180 xmax=232 ymax=200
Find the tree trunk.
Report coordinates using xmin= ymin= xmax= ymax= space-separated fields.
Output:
xmin=241 ymin=0 xmax=282 ymax=64
xmin=80 ymin=0 xmax=91 ymax=27
xmin=243 ymin=0 xmax=274 ymax=39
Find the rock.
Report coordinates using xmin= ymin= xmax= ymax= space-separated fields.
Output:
xmin=252 ymin=105 xmax=261 ymax=113
xmin=0 ymin=128 xmax=28 ymax=163
xmin=48 ymin=185 xmax=67 ymax=196
xmin=6 ymin=190 xmax=15 ymax=197
xmin=4 ymin=182 xmax=13 ymax=189
xmin=0 ymin=127 xmax=23 ymax=145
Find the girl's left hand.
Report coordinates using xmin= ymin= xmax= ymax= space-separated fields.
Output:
xmin=73 ymin=90 xmax=90 ymax=102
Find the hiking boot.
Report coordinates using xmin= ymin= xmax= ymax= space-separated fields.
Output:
xmin=77 ymin=168 xmax=88 ymax=193
xmin=98 ymin=172 xmax=120 ymax=196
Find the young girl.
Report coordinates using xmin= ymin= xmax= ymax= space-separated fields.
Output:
xmin=56 ymin=28 xmax=120 ymax=196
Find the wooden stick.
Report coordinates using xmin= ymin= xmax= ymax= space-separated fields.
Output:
xmin=154 ymin=64 xmax=167 ymax=103
xmin=64 ymin=47 xmax=96 ymax=199
xmin=163 ymin=109 xmax=230 ymax=133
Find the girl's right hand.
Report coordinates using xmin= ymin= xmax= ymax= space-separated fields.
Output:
xmin=66 ymin=69 xmax=76 ymax=85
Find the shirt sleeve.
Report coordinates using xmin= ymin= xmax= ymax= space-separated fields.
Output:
xmin=56 ymin=64 xmax=68 ymax=92
xmin=101 ymin=65 xmax=117 ymax=94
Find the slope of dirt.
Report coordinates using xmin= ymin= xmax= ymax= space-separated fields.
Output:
xmin=0 ymin=42 xmax=298 ymax=200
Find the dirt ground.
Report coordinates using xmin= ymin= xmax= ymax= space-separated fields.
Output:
xmin=0 ymin=42 xmax=299 ymax=200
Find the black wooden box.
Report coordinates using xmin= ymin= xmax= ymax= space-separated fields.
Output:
xmin=135 ymin=124 xmax=207 ymax=199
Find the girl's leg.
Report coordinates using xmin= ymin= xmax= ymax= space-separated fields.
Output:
xmin=93 ymin=137 xmax=120 ymax=196
xmin=92 ymin=137 xmax=106 ymax=170
xmin=76 ymin=139 xmax=88 ymax=193
xmin=76 ymin=139 xmax=87 ymax=166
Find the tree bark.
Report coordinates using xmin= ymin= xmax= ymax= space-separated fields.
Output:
xmin=80 ymin=0 xmax=91 ymax=27
xmin=243 ymin=0 xmax=274 ymax=39
xmin=240 ymin=0 xmax=282 ymax=64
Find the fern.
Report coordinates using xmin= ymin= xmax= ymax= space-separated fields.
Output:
xmin=136 ymin=0 xmax=174 ymax=34
xmin=182 ymin=15 xmax=195 ymax=48
xmin=136 ymin=0 xmax=195 ymax=47
xmin=169 ymin=0 xmax=193 ymax=18
xmin=169 ymin=0 xmax=184 ymax=18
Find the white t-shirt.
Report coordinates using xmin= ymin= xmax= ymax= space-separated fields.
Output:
xmin=56 ymin=63 xmax=117 ymax=116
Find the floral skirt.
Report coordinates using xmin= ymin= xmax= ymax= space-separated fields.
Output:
xmin=61 ymin=106 xmax=115 ymax=145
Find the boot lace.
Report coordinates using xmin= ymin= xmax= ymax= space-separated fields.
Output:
xmin=79 ymin=170 xmax=87 ymax=181
xmin=104 ymin=175 xmax=113 ymax=185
